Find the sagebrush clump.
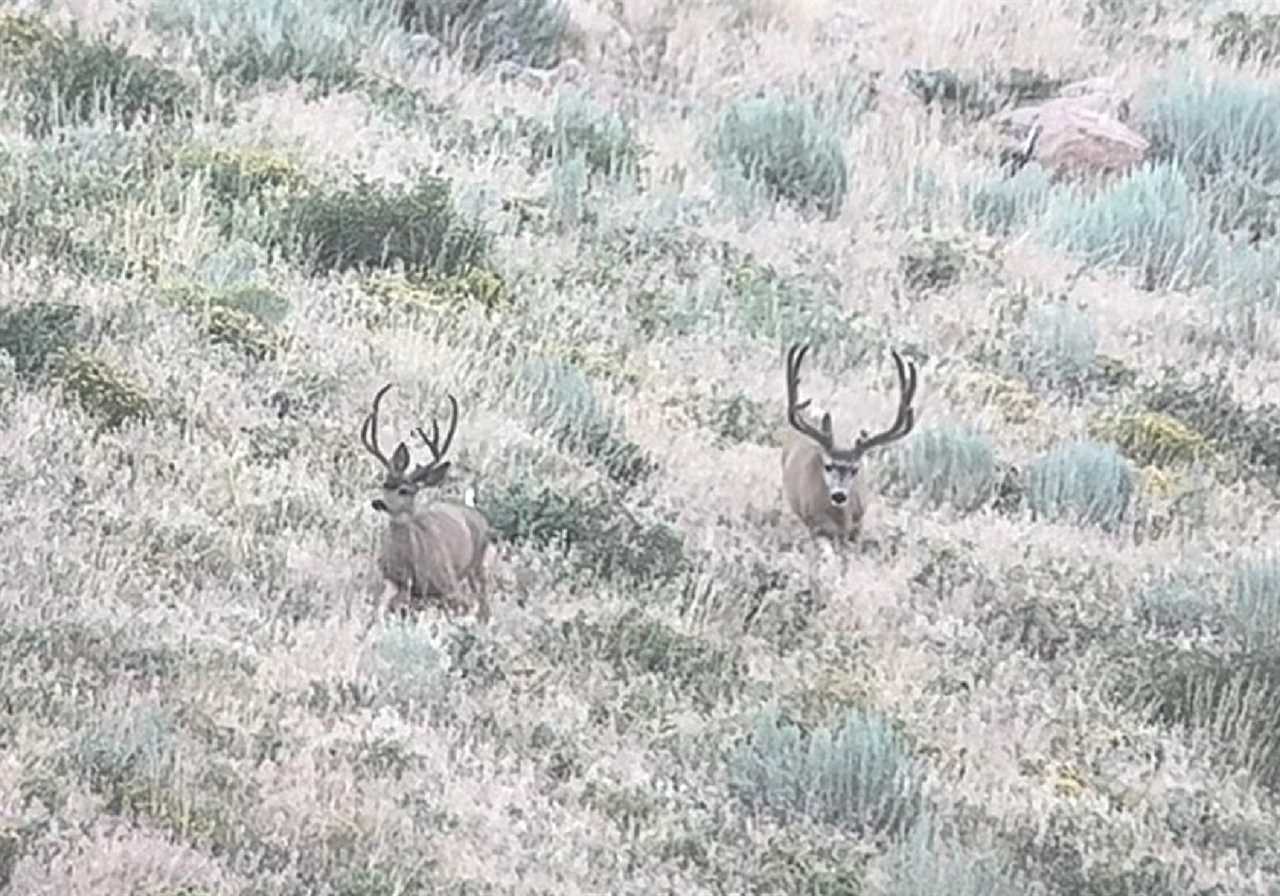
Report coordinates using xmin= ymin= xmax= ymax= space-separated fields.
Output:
xmin=728 ymin=706 xmax=924 ymax=837
xmin=1027 ymin=439 xmax=1134 ymax=531
xmin=710 ymin=95 xmax=849 ymax=219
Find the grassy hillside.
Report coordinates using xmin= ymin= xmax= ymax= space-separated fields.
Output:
xmin=2 ymin=0 xmax=1279 ymax=892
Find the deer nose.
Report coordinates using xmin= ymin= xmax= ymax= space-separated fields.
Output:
xmin=830 ymin=491 xmax=848 ymax=505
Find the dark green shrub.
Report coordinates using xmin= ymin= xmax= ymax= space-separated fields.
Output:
xmin=272 ymin=173 xmax=490 ymax=278
xmin=174 ymin=146 xmax=308 ymax=204
xmin=710 ymin=95 xmax=848 ymax=219
xmin=395 ymin=0 xmax=568 ymax=70
xmin=483 ymin=481 xmax=686 ymax=583
xmin=0 ymin=15 xmax=192 ymax=137
xmin=0 ymin=302 xmax=86 ymax=382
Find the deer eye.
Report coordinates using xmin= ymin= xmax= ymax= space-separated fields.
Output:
xmin=397 ymin=485 xmax=413 ymax=496
xmin=823 ymin=463 xmax=835 ymax=473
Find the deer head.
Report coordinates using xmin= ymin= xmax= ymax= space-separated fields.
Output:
xmin=361 ymin=383 xmax=459 ymax=518
xmin=785 ymin=343 xmax=918 ymax=507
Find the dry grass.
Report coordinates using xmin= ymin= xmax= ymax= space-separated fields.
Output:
xmin=2 ymin=0 xmax=1280 ymax=893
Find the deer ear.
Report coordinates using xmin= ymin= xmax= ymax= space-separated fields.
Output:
xmin=414 ymin=461 xmax=451 ymax=486
xmin=390 ymin=443 xmax=410 ymax=474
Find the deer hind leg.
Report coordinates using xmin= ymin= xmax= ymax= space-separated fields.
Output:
xmin=468 ymin=544 xmax=491 ymax=624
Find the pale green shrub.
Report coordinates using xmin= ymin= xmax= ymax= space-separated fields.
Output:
xmin=1229 ymin=553 xmax=1280 ymax=653
xmin=967 ymin=165 xmax=1052 ymax=235
xmin=728 ymin=706 xmax=923 ymax=836
xmin=1027 ymin=439 xmax=1134 ymax=531
xmin=1142 ymin=73 xmax=1280 ymax=183
xmin=710 ymin=95 xmax=848 ymax=219
xmin=1020 ymin=302 xmax=1098 ymax=387
xmin=535 ymin=89 xmax=646 ymax=180
xmin=149 ymin=0 xmax=389 ymax=91
xmin=358 ymin=624 xmax=451 ymax=708
xmin=899 ymin=424 xmax=1000 ymax=511
xmin=882 ymin=823 xmax=1025 ymax=896
xmin=1042 ymin=161 xmax=1218 ymax=290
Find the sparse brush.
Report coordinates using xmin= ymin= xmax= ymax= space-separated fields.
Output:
xmin=710 ymin=94 xmax=849 ymax=219
xmin=160 ymin=281 xmax=290 ymax=361
xmin=358 ymin=624 xmax=451 ymax=708
xmin=726 ymin=256 xmax=874 ymax=366
xmin=728 ymin=705 xmax=924 ymax=837
xmin=1229 ymin=553 xmax=1280 ymax=654
xmin=897 ymin=424 xmax=1000 ymax=512
xmin=1027 ymin=439 xmax=1134 ymax=531
xmin=1120 ymin=645 xmax=1280 ymax=792
xmin=1211 ymin=11 xmax=1280 ymax=67
xmin=1042 ymin=161 xmax=1219 ymax=290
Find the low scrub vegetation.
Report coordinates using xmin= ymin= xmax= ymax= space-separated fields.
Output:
xmin=2 ymin=1 xmax=1279 ymax=893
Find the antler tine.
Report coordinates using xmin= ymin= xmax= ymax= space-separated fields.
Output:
xmin=786 ymin=343 xmax=835 ymax=451
xmin=852 ymin=350 xmax=918 ymax=459
xmin=413 ymin=393 xmax=460 ymax=469
xmin=361 ymin=382 xmax=396 ymax=470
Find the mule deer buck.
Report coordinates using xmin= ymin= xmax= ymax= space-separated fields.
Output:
xmin=361 ymin=383 xmax=492 ymax=622
xmin=780 ymin=344 xmax=918 ymax=541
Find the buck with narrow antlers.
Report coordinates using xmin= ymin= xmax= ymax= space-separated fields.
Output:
xmin=780 ymin=344 xmax=919 ymax=541
xmin=361 ymin=383 xmax=492 ymax=622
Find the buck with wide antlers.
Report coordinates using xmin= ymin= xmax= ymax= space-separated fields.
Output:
xmin=780 ymin=344 xmax=919 ymax=541
xmin=361 ymin=383 xmax=492 ymax=622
